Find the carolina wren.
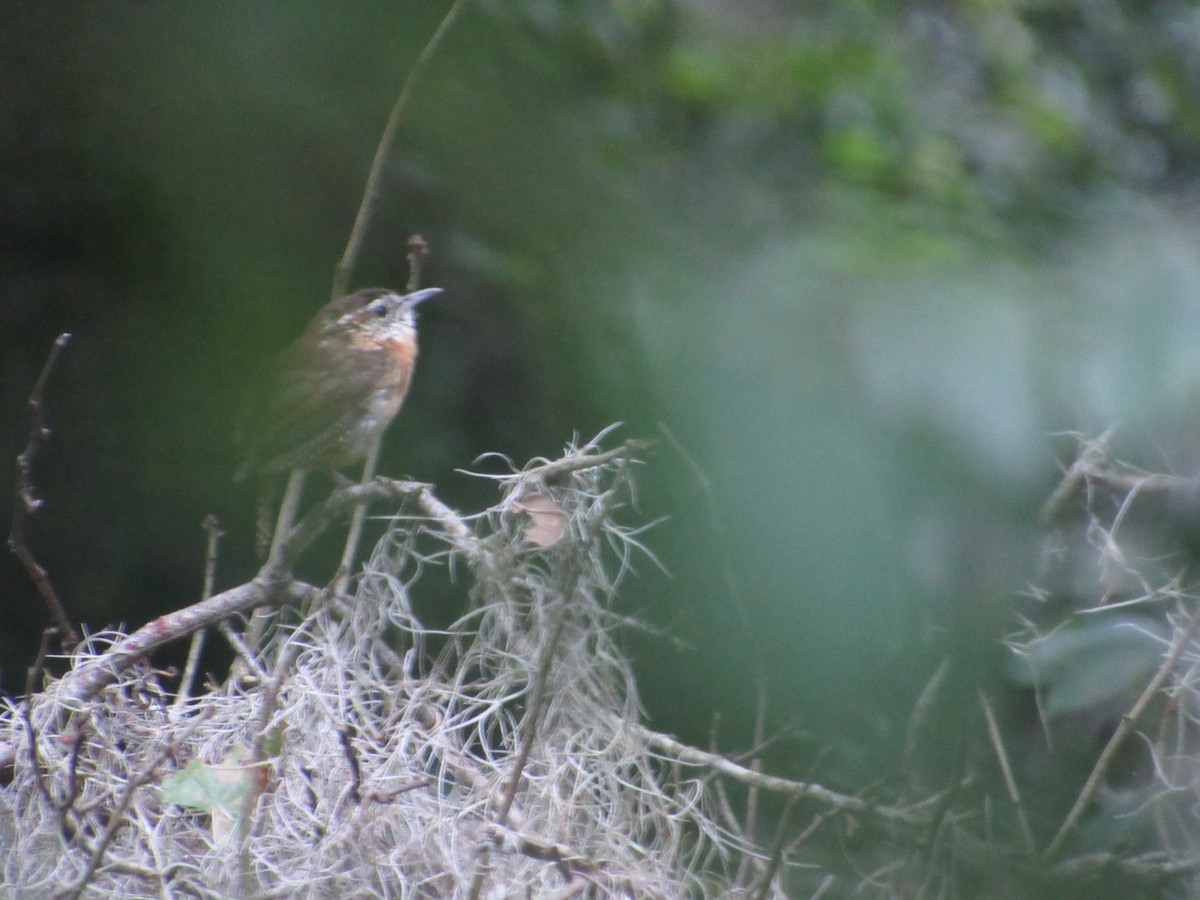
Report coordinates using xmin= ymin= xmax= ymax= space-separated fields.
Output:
xmin=234 ymin=286 xmax=442 ymax=481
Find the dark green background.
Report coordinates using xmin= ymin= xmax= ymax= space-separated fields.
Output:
xmin=6 ymin=2 xmax=1200 ymax=878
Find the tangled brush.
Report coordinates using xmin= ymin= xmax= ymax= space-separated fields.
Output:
xmin=0 ymin=435 xmax=759 ymax=898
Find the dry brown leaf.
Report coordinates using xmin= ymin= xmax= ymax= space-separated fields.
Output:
xmin=517 ymin=492 xmax=568 ymax=548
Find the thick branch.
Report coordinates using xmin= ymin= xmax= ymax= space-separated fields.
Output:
xmin=57 ymin=477 xmax=470 ymax=708
xmin=63 ymin=577 xmax=319 ymax=706
xmin=284 ymin=477 xmax=472 ymax=555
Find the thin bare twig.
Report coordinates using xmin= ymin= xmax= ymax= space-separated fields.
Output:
xmin=242 ymin=468 xmax=309 ymax=663
xmin=627 ymin=719 xmax=924 ymax=827
xmin=175 ymin=515 xmax=224 ymax=709
xmin=735 ymin=670 xmax=770 ymax=887
xmin=751 ymin=795 xmax=796 ymax=900
xmin=1039 ymin=430 xmax=1178 ymax=526
xmin=810 ymin=874 xmax=837 ymax=899
xmin=497 ymin=591 xmax=573 ymax=824
xmin=282 ymin=477 xmax=467 ymax=557
xmin=1039 ymin=429 xmax=1115 ymax=524
xmin=23 ymin=626 xmax=56 ymax=701
xmin=339 ymin=723 xmax=364 ymax=804
xmin=232 ymin=632 xmax=308 ymax=894
xmin=329 ymin=0 xmax=458 ymax=599
xmin=470 ymin=572 xmax=581 ymax=899
xmin=465 ymin=439 xmax=655 ymax=485
xmin=219 ymin=620 xmax=266 ymax=681
xmin=1051 ymin=851 xmax=1200 ymax=879
xmin=903 ymin=657 xmax=950 ymax=774
xmin=21 ymin=628 xmax=58 ymax=807
xmin=978 ymin=688 xmax=1036 ymax=857
xmin=331 ymin=0 xmax=468 ymax=299
xmin=9 ymin=333 xmax=79 ymax=648
xmin=334 ymin=443 xmax=381 ymax=602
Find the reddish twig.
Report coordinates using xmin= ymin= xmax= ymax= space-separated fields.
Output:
xmin=64 ymin=576 xmax=319 ymax=707
xmin=8 ymin=333 xmax=79 ymax=649
xmin=405 ymin=234 xmax=429 ymax=293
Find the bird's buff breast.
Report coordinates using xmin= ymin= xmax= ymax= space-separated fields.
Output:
xmin=347 ymin=330 xmax=418 ymax=378
xmin=378 ymin=334 xmax=419 ymax=377
xmin=345 ymin=336 xmax=417 ymax=452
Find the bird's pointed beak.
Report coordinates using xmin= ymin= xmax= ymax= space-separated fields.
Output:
xmin=404 ymin=287 xmax=444 ymax=306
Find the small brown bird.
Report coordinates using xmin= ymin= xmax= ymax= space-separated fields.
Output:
xmin=234 ymin=286 xmax=442 ymax=481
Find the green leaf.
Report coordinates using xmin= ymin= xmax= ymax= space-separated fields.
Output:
xmin=1008 ymin=615 xmax=1169 ymax=717
xmin=162 ymin=756 xmax=252 ymax=818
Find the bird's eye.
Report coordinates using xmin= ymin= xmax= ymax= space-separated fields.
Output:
xmin=370 ymin=304 xmax=388 ymax=318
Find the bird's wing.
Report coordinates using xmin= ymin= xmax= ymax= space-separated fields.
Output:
xmin=235 ymin=343 xmax=392 ymax=478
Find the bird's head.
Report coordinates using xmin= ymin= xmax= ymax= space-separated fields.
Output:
xmin=317 ymin=286 xmax=443 ymax=346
